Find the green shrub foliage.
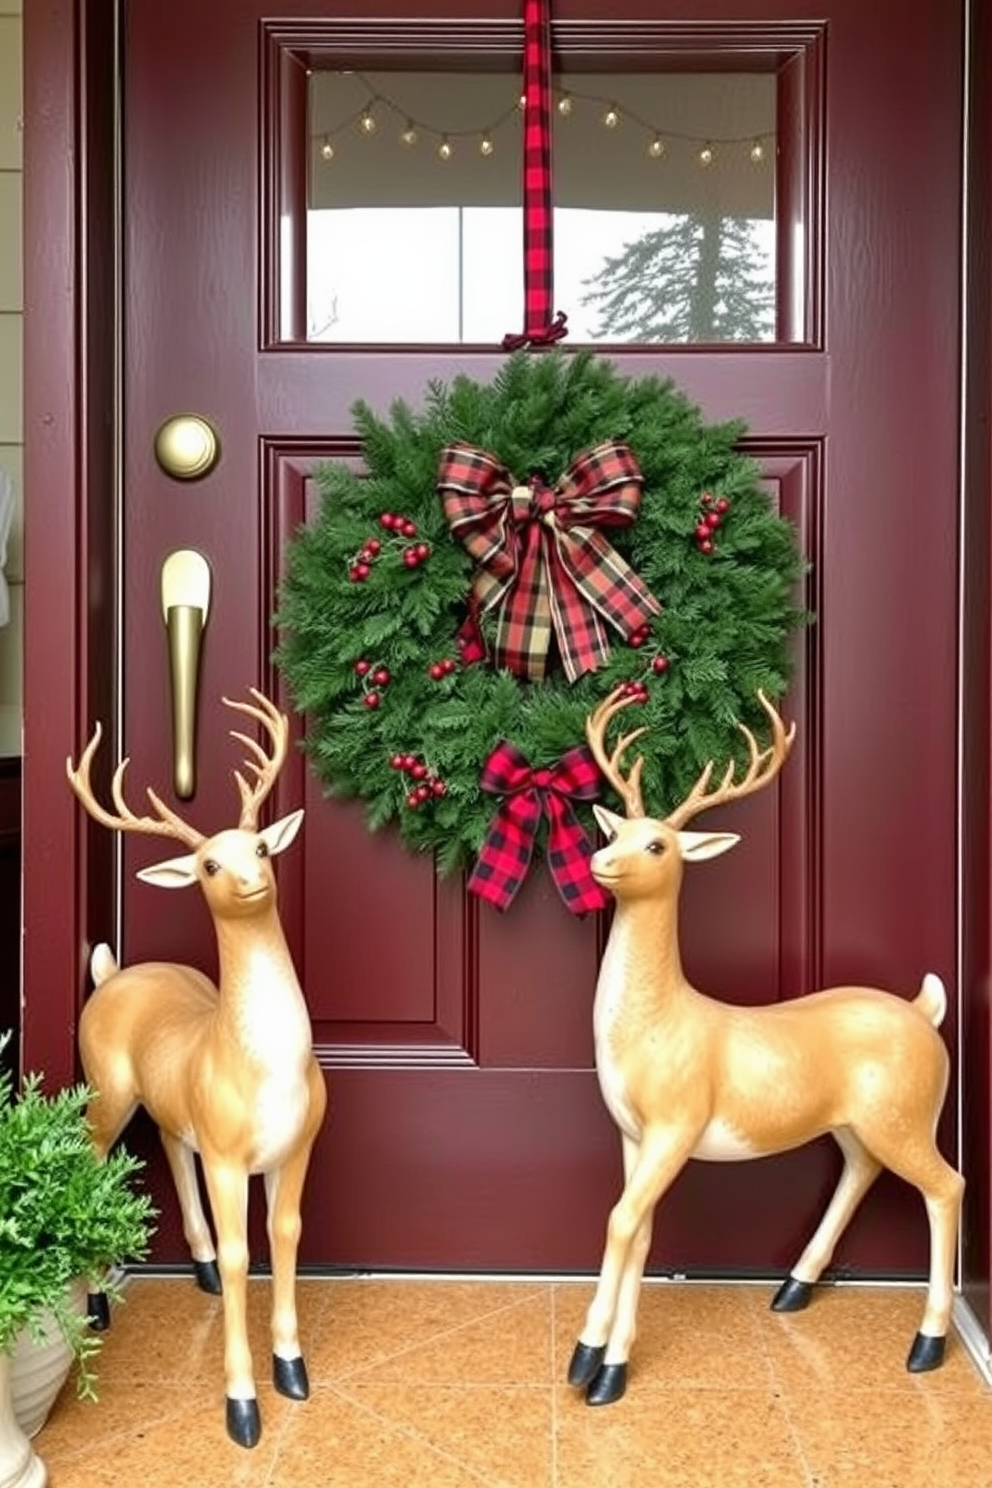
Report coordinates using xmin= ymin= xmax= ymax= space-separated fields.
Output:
xmin=0 ymin=1048 xmax=155 ymax=1396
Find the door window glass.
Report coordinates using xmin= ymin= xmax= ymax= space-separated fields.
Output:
xmin=307 ymin=69 xmax=777 ymax=345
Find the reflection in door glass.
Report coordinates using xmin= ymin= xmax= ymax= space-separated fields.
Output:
xmin=307 ymin=70 xmax=776 ymax=345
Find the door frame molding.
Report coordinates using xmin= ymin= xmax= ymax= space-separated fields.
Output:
xmin=958 ymin=0 xmax=992 ymax=1344
xmin=20 ymin=0 xmax=991 ymax=1330
xmin=22 ymin=0 xmax=118 ymax=1087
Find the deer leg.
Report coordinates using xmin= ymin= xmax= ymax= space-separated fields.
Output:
xmin=908 ymin=1161 xmax=965 ymax=1369
xmin=160 ymin=1131 xmax=221 ymax=1296
xmin=200 ymin=1160 xmax=258 ymax=1449
xmin=771 ymin=1126 xmax=882 ymax=1313
xmin=264 ymin=1146 xmax=313 ymax=1402
xmin=569 ymin=1127 xmax=694 ymax=1398
xmin=81 ymin=1088 xmax=138 ymax=1331
xmin=265 ymin=1064 xmax=326 ymax=1400
xmin=585 ymin=1135 xmax=655 ymax=1407
xmin=855 ymin=1126 xmax=964 ymax=1370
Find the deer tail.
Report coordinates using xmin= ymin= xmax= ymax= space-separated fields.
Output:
xmin=90 ymin=942 xmax=120 ymax=987
xmin=914 ymin=972 xmax=947 ymax=1028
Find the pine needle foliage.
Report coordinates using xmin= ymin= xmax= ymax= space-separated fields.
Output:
xmin=274 ymin=351 xmax=808 ymax=875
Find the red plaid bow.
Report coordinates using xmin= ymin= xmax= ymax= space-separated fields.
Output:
xmin=468 ymin=743 xmax=609 ymax=915
xmin=438 ymin=441 xmax=662 ymax=682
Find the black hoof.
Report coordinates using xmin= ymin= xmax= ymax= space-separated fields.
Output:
xmin=87 ymin=1291 xmax=111 ymax=1331
xmin=770 ymin=1277 xmax=814 ymax=1313
xmin=586 ymin=1363 xmax=627 ymax=1406
xmin=907 ymin=1332 xmax=946 ymax=1373
xmin=226 ymin=1397 xmax=261 ymax=1449
xmin=193 ymin=1259 xmax=223 ymax=1295
xmin=273 ymin=1354 xmax=310 ymax=1401
xmin=567 ymin=1341 xmax=607 ymax=1388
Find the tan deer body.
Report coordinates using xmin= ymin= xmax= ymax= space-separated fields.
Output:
xmin=568 ymin=689 xmax=963 ymax=1407
xmin=67 ymin=691 xmax=327 ymax=1449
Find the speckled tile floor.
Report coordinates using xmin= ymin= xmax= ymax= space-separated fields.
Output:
xmin=31 ymin=1276 xmax=992 ymax=1487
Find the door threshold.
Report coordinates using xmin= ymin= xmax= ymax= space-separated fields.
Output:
xmin=123 ymin=1264 xmax=933 ymax=1289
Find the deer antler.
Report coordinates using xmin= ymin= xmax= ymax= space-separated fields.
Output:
xmin=66 ymin=722 xmax=206 ymax=848
xmin=585 ymin=686 xmax=649 ymax=818
xmin=224 ymin=688 xmax=289 ymax=829
xmin=664 ymin=689 xmax=796 ymax=831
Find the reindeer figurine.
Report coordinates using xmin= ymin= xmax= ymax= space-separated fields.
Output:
xmin=567 ymin=686 xmax=963 ymax=1407
xmin=66 ymin=688 xmax=327 ymax=1449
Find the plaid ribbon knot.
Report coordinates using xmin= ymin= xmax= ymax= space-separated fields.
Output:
xmin=438 ymin=440 xmax=662 ymax=683
xmin=468 ymin=742 xmax=609 ymax=915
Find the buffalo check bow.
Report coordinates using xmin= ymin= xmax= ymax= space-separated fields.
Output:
xmin=438 ymin=440 xmax=662 ymax=683
xmin=468 ymin=743 xmax=610 ymax=915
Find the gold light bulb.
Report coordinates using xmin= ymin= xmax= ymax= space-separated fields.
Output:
xmin=603 ymin=104 xmax=620 ymax=129
xmin=438 ymin=137 xmax=453 ymax=161
xmin=557 ymin=93 xmax=573 ymax=117
xmin=750 ymin=139 xmax=766 ymax=163
xmin=648 ymin=136 xmax=666 ymax=159
xmin=698 ymin=142 xmax=715 ymax=166
xmin=359 ymin=108 xmax=377 ymax=135
xmin=401 ymin=122 xmax=418 ymax=147
xmin=319 ymin=138 xmax=335 ymax=161
xmin=480 ymin=135 xmax=494 ymax=157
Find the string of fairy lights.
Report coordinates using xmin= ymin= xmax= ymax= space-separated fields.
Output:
xmin=313 ymin=75 xmax=774 ymax=168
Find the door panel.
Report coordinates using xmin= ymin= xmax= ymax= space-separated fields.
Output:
xmin=118 ymin=0 xmax=962 ymax=1273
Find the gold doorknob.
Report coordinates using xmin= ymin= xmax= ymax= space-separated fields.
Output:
xmin=153 ymin=415 xmax=221 ymax=480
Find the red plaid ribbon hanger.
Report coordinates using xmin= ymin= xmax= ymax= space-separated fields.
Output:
xmin=502 ymin=0 xmax=568 ymax=350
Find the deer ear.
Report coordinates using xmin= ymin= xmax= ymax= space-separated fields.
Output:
xmin=259 ymin=808 xmax=304 ymax=857
xmin=593 ymin=805 xmax=625 ymax=838
xmin=677 ymin=830 xmax=740 ymax=862
xmin=136 ymin=852 xmax=200 ymax=888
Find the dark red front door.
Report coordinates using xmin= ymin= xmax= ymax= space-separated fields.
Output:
xmin=107 ymin=0 xmax=962 ymax=1273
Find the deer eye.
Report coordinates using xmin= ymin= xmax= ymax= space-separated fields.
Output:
xmin=203 ymin=859 xmax=220 ymax=877
xmin=646 ymin=840 xmax=666 ymax=856
xmin=255 ymin=841 xmax=269 ymax=859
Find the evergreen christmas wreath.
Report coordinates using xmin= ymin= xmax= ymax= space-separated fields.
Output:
xmin=274 ymin=351 xmax=807 ymax=901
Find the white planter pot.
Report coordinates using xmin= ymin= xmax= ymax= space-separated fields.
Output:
xmin=0 ymin=1354 xmax=46 ymax=1488
xmin=8 ymin=1324 xmax=73 ymax=1443
xmin=9 ymin=1283 xmax=86 ymax=1441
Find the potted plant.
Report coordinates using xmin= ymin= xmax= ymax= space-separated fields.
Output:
xmin=0 ymin=1031 xmax=154 ymax=1488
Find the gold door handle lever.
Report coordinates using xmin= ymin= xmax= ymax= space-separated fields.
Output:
xmin=161 ymin=550 xmax=211 ymax=799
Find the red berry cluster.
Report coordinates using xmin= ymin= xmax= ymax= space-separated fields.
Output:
xmin=627 ymin=622 xmax=653 ymax=650
xmin=347 ymin=512 xmax=431 ymax=581
xmin=389 ymin=753 xmax=448 ymax=809
xmin=694 ymin=492 xmax=732 ymax=555
xmin=380 ymin=511 xmax=431 ymax=570
xmin=354 ymin=658 xmax=391 ymax=709
xmin=348 ymin=537 xmax=382 ymax=583
xmin=455 ymin=619 xmax=487 ymax=666
xmin=428 ymin=657 xmax=458 ymax=681
xmin=616 ymin=618 xmax=672 ymax=701
xmin=616 ymin=650 xmax=670 ymax=704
